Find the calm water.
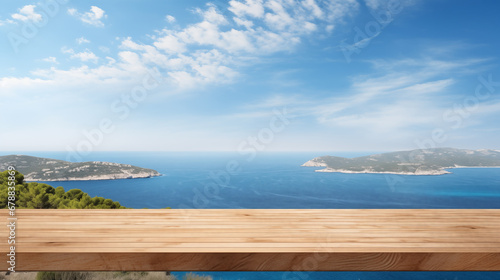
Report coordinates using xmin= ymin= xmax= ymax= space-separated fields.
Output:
xmin=170 ymin=271 xmax=500 ymax=280
xmin=19 ymin=151 xmax=500 ymax=209
xmin=7 ymin=151 xmax=500 ymax=279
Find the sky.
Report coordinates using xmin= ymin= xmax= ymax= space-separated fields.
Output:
xmin=0 ymin=0 xmax=499 ymax=153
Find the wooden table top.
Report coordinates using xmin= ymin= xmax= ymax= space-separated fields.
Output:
xmin=1 ymin=209 xmax=500 ymax=271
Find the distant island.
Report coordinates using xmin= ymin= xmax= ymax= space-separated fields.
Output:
xmin=302 ymin=148 xmax=500 ymax=175
xmin=0 ymin=155 xmax=161 ymax=181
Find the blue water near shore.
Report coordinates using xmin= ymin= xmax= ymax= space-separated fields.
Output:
xmin=22 ymin=151 xmax=500 ymax=209
xmin=7 ymin=151 xmax=500 ymax=279
xmin=170 ymin=271 xmax=500 ymax=280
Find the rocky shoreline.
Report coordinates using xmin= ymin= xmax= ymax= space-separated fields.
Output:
xmin=24 ymin=172 xmax=160 ymax=182
xmin=313 ymin=167 xmax=451 ymax=175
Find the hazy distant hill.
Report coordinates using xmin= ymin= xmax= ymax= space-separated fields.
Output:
xmin=0 ymin=155 xmax=161 ymax=181
xmin=302 ymin=148 xmax=500 ymax=175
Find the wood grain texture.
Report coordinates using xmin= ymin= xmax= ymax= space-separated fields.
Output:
xmin=1 ymin=209 xmax=499 ymax=271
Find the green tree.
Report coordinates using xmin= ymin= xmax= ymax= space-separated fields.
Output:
xmin=0 ymin=171 xmax=127 ymax=209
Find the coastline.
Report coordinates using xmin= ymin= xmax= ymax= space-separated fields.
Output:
xmin=25 ymin=173 xmax=161 ymax=182
xmin=313 ymin=168 xmax=451 ymax=175
xmin=312 ymin=166 xmax=500 ymax=176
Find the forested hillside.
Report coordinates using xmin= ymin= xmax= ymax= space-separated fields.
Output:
xmin=0 ymin=170 xmax=126 ymax=209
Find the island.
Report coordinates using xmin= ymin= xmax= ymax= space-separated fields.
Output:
xmin=0 ymin=155 xmax=161 ymax=181
xmin=302 ymin=148 xmax=500 ymax=175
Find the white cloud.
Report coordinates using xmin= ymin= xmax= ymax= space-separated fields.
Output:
xmin=0 ymin=18 xmax=15 ymax=25
xmin=221 ymin=55 xmax=493 ymax=152
xmin=264 ymin=1 xmax=295 ymax=31
xmin=153 ymin=34 xmax=187 ymax=54
xmin=155 ymin=2 xmax=317 ymax=56
xmin=241 ymin=56 xmax=487 ymax=138
xmin=70 ymin=50 xmax=99 ymax=63
xmin=84 ymin=6 xmax=106 ymax=26
xmin=165 ymin=15 xmax=176 ymax=23
xmin=226 ymin=0 xmax=352 ymax=37
xmin=1 ymin=0 xmax=363 ymax=100
xmin=303 ymin=58 xmax=485 ymax=134
xmin=11 ymin=5 xmax=42 ymax=22
xmin=0 ymin=0 xmax=364 ymax=100
xmin=77 ymin=37 xmax=90 ymax=44
xmin=3 ymin=0 xmax=362 ymax=99
xmin=168 ymin=63 xmax=238 ymax=88
xmin=68 ymin=6 xmax=107 ymax=27
xmin=303 ymin=0 xmax=324 ymax=18
xmin=105 ymin=56 xmax=116 ymax=65
xmin=195 ymin=4 xmax=228 ymax=25
xmin=60 ymin=46 xmax=99 ymax=64
xmin=11 ymin=54 xmax=151 ymax=93
xmin=364 ymin=0 xmax=383 ymax=10
xmin=67 ymin=8 xmax=77 ymax=16
xmin=61 ymin=46 xmax=74 ymax=54
xmin=233 ymin=17 xmax=254 ymax=28
xmin=42 ymin=57 xmax=58 ymax=64
xmin=229 ymin=0 xmax=265 ymax=18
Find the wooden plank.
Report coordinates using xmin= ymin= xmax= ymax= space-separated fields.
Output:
xmin=9 ymin=253 xmax=500 ymax=271
xmin=1 ymin=209 xmax=500 ymax=271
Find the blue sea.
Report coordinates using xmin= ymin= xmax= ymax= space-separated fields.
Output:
xmin=8 ymin=151 xmax=500 ymax=279
xmin=20 ymin=151 xmax=500 ymax=209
